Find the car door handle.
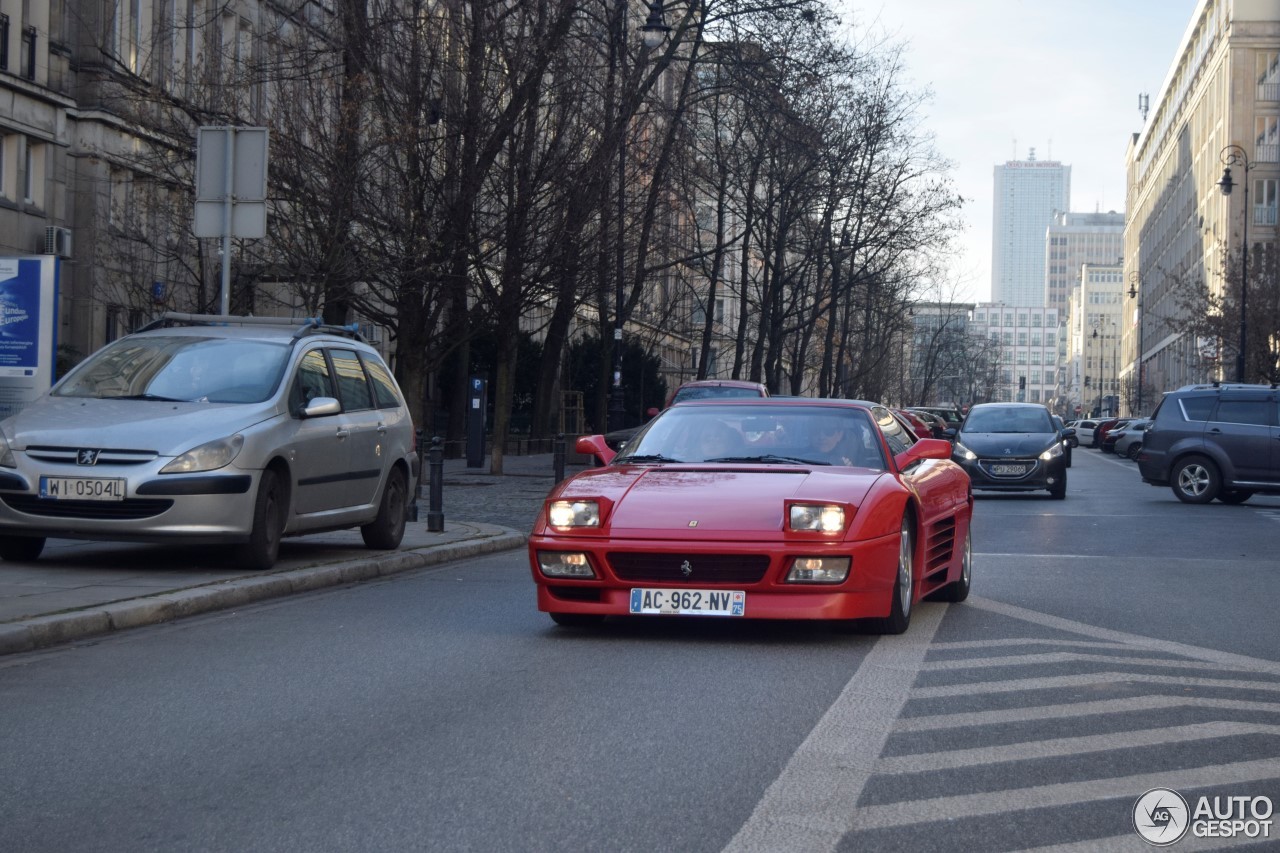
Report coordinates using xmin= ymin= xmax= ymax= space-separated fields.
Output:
xmin=377 ymin=424 xmax=388 ymax=434
xmin=335 ymin=429 xmax=350 ymax=439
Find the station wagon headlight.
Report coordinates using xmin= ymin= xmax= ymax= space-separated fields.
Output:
xmin=160 ymin=435 xmax=245 ymax=474
xmin=953 ymin=442 xmax=977 ymax=461
xmin=789 ymin=504 xmax=845 ymax=533
xmin=0 ymin=431 xmax=14 ymax=468
xmin=548 ymin=500 xmax=601 ymax=528
xmin=786 ymin=556 xmax=851 ymax=584
xmin=1039 ymin=442 xmax=1064 ymax=461
xmin=537 ymin=551 xmax=596 ymax=578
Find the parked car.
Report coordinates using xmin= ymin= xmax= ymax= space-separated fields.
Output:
xmin=1099 ymin=419 xmax=1133 ymax=453
xmin=530 ymin=398 xmax=973 ymax=634
xmin=1068 ymin=419 xmax=1103 ymax=446
xmin=0 ymin=314 xmax=420 ymax=569
xmin=1137 ymin=383 xmax=1280 ymax=504
xmin=909 ymin=406 xmax=965 ymax=432
xmin=1111 ymin=419 xmax=1152 ymax=460
xmin=1051 ymin=414 xmax=1074 ymax=467
xmin=906 ymin=409 xmax=950 ymax=439
xmin=895 ymin=408 xmax=936 ymax=440
xmin=1093 ymin=417 xmax=1125 ymax=448
xmin=949 ymin=402 xmax=1072 ymax=499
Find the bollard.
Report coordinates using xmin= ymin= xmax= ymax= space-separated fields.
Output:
xmin=415 ymin=428 xmax=425 ymax=498
xmin=427 ymin=436 xmax=445 ymax=532
xmin=553 ymin=433 xmax=566 ymax=483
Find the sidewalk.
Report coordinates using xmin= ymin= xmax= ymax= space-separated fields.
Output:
xmin=0 ymin=452 xmax=584 ymax=656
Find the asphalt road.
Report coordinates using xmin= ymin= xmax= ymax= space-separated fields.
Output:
xmin=1 ymin=448 xmax=1278 ymax=852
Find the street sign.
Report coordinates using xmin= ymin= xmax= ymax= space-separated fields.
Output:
xmin=193 ymin=127 xmax=268 ymax=238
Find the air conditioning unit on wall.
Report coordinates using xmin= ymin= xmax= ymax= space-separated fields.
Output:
xmin=44 ymin=226 xmax=73 ymax=259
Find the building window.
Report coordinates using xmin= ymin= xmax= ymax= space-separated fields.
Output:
xmin=1256 ymin=116 xmax=1280 ymax=163
xmin=23 ymin=139 xmax=41 ymax=206
xmin=1255 ymin=179 xmax=1278 ymax=226
xmin=21 ymin=25 xmax=36 ymax=80
xmin=1030 ymin=390 xmax=1041 ymax=403
xmin=1017 ymin=314 xmax=1028 ymax=327
xmin=1259 ymin=51 xmax=1280 ymax=101
xmin=1 ymin=14 xmax=9 ymax=71
xmin=0 ymin=133 xmax=7 ymax=199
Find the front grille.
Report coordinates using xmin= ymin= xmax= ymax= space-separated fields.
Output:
xmin=24 ymin=446 xmax=158 ymax=466
xmin=2 ymin=495 xmax=174 ymax=520
xmin=608 ymin=552 xmax=769 ymax=583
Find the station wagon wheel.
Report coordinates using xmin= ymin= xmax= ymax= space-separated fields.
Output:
xmin=234 ymin=469 xmax=283 ymax=570
xmin=362 ymin=468 xmax=408 ymax=550
xmin=1170 ymin=455 xmax=1219 ymax=504
xmin=1126 ymin=443 xmax=1142 ymax=461
xmin=0 ymin=535 xmax=46 ymax=562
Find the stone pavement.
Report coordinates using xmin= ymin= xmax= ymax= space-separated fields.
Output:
xmin=0 ymin=452 xmax=585 ymax=656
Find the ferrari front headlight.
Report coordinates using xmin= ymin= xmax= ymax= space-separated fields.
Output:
xmin=785 ymin=556 xmax=851 ymax=584
xmin=537 ymin=551 xmax=596 ymax=578
xmin=548 ymin=500 xmax=601 ymax=528
xmin=789 ymin=504 xmax=845 ymax=533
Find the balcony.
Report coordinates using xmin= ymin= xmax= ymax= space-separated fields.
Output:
xmin=1259 ymin=82 xmax=1280 ymax=102
xmin=1254 ymin=204 xmax=1278 ymax=227
xmin=1256 ymin=143 xmax=1280 ymax=163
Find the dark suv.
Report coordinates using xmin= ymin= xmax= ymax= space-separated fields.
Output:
xmin=1137 ymin=383 xmax=1280 ymax=504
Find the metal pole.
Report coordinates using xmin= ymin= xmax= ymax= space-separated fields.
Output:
xmin=426 ymin=436 xmax=444 ymax=532
xmin=608 ymin=0 xmax=628 ymax=433
xmin=220 ymin=128 xmax=234 ymax=316
xmin=553 ymin=433 xmax=566 ymax=483
xmin=1238 ymin=166 xmax=1249 ymax=383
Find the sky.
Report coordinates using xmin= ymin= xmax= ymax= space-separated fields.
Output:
xmin=837 ymin=0 xmax=1202 ymax=304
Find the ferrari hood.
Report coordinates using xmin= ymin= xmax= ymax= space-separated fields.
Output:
xmin=555 ymin=466 xmax=881 ymax=536
xmin=1 ymin=396 xmax=279 ymax=456
xmin=957 ymin=431 xmax=1058 ymax=457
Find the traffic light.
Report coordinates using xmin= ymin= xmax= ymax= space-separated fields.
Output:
xmin=1018 ymin=376 xmax=1026 ymax=390
xmin=1084 ymin=376 xmax=1091 ymax=388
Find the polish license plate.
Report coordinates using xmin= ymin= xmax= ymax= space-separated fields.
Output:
xmin=990 ymin=463 xmax=1028 ymax=476
xmin=39 ymin=476 xmax=126 ymax=501
xmin=629 ymin=588 xmax=746 ymax=616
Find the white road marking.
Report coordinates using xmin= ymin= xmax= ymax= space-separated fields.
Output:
xmin=723 ymin=595 xmax=1280 ymax=852
xmin=876 ymin=721 xmax=1280 ymax=773
xmin=721 ymin=604 xmax=945 ymax=853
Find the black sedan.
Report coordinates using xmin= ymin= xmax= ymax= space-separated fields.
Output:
xmin=948 ymin=403 xmax=1072 ymax=499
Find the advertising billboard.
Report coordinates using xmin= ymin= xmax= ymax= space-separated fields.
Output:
xmin=0 ymin=257 xmax=60 ymax=419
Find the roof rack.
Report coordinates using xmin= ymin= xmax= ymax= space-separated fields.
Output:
xmin=133 ymin=312 xmax=367 ymax=343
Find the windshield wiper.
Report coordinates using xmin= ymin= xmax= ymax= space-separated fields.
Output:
xmin=617 ymin=453 xmax=683 ymax=464
xmin=704 ymin=454 xmax=831 ymax=466
xmin=114 ymin=393 xmax=191 ymax=402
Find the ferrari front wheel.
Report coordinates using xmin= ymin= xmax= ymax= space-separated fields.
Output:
xmin=872 ymin=515 xmax=915 ymax=635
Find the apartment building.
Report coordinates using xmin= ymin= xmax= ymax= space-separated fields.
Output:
xmin=967 ymin=302 xmax=1061 ymax=406
xmin=1124 ymin=0 xmax=1280 ymax=401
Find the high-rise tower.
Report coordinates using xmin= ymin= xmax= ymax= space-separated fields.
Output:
xmin=992 ymin=151 xmax=1071 ymax=306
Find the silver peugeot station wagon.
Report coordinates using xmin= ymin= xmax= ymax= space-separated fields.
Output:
xmin=0 ymin=313 xmax=419 ymax=570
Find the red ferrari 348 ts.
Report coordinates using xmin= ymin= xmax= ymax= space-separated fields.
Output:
xmin=528 ymin=399 xmax=973 ymax=634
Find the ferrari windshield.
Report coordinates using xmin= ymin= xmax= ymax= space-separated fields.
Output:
xmin=616 ymin=404 xmax=887 ymax=469
xmin=54 ymin=335 xmax=290 ymax=404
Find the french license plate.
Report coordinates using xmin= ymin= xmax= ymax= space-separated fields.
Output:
xmin=990 ymin=463 xmax=1028 ymax=476
xmin=630 ymin=588 xmax=746 ymax=617
xmin=39 ymin=476 xmax=126 ymax=501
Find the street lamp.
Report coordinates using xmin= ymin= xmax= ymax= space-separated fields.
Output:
xmin=1128 ymin=271 xmax=1144 ymax=415
xmin=1218 ymin=144 xmax=1250 ymax=383
xmin=1092 ymin=319 xmax=1117 ymax=417
xmin=608 ymin=1 xmax=670 ymax=433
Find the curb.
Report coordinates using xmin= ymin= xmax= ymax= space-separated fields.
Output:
xmin=0 ymin=527 xmax=527 ymax=657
